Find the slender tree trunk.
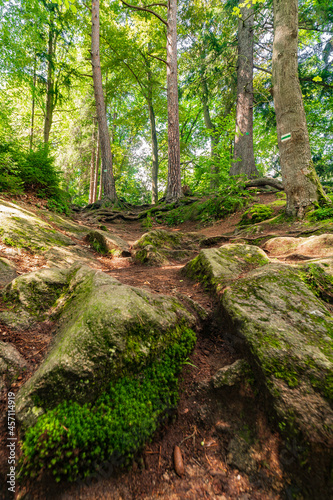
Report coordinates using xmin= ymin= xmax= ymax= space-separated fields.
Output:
xmin=147 ymin=68 xmax=159 ymax=204
xmin=230 ymin=1 xmax=258 ymax=178
xmin=89 ymin=119 xmax=97 ymax=204
xmin=30 ymin=57 xmax=37 ymax=150
xmin=44 ymin=26 xmax=55 ymax=144
xmin=165 ymin=0 xmax=182 ymax=202
xmin=91 ymin=0 xmax=117 ymax=203
xmin=272 ymin=0 xmax=328 ymax=217
xmin=200 ymin=79 xmax=220 ymax=190
xmin=93 ymin=129 xmax=100 ymax=203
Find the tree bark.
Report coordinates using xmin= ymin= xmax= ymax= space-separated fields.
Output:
xmin=230 ymin=1 xmax=258 ymax=178
xmin=91 ymin=0 xmax=117 ymax=203
xmin=89 ymin=119 xmax=97 ymax=204
xmin=165 ymin=0 xmax=182 ymax=202
xmin=44 ymin=25 xmax=55 ymax=144
xmin=200 ymin=78 xmax=219 ymax=190
xmin=30 ymin=56 xmax=37 ymax=150
xmin=272 ymin=0 xmax=328 ymax=217
xmin=94 ymin=128 xmax=100 ymax=203
xmin=147 ymin=67 xmax=159 ymax=204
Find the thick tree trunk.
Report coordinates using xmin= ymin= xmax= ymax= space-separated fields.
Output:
xmin=201 ymin=79 xmax=219 ymax=190
xmin=91 ymin=0 xmax=117 ymax=203
xmin=272 ymin=0 xmax=328 ymax=217
xmin=44 ymin=27 xmax=55 ymax=144
xmin=165 ymin=0 xmax=182 ymax=202
xmin=230 ymin=1 xmax=258 ymax=178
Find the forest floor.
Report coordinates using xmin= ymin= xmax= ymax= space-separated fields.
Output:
xmin=0 ymin=192 xmax=316 ymax=500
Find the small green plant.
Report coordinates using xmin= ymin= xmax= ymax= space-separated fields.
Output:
xmin=310 ymin=205 xmax=333 ymax=221
xmin=19 ymin=329 xmax=196 ymax=483
xmin=141 ymin=211 xmax=153 ymax=229
xmin=239 ymin=204 xmax=274 ymax=226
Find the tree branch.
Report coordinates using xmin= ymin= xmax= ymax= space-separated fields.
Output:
xmin=120 ymin=0 xmax=167 ymax=26
xmin=299 ymin=77 xmax=333 ymax=90
xmin=253 ymin=64 xmax=272 ymax=75
xmin=245 ymin=177 xmax=284 ymax=191
xmin=147 ymin=53 xmax=167 ymax=65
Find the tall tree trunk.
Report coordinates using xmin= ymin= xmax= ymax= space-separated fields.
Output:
xmin=89 ymin=119 xmax=97 ymax=204
xmin=93 ymin=128 xmax=100 ymax=203
xmin=272 ymin=0 xmax=328 ymax=217
xmin=201 ymin=78 xmax=219 ymax=190
xmin=165 ymin=0 xmax=182 ymax=202
xmin=230 ymin=1 xmax=258 ymax=178
xmin=44 ymin=26 xmax=55 ymax=144
xmin=91 ymin=0 xmax=117 ymax=203
xmin=30 ymin=56 xmax=37 ymax=150
xmin=147 ymin=67 xmax=159 ymax=204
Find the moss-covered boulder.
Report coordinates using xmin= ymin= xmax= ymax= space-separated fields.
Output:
xmin=183 ymin=243 xmax=269 ymax=291
xmin=132 ymin=229 xmax=204 ymax=265
xmin=1 ymin=267 xmax=69 ymax=326
xmin=0 ymin=257 xmax=17 ymax=286
xmin=184 ymin=244 xmax=333 ymax=486
xmin=0 ymin=199 xmax=73 ymax=253
xmin=85 ymin=230 xmax=131 ymax=256
xmin=14 ymin=264 xmax=196 ymax=428
xmin=0 ymin=341 xmax=27 ymax=392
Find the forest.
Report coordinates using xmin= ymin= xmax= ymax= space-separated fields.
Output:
xmin=0 ymin=0 xmax=332 ymax=213
xmin=1 ymin=0 xmax=333 ymax=499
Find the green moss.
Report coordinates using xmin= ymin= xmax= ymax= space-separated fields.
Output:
xmin=239 ymin=204 xmax=274 ymax=226
xmin=19 ymin=328 xmax=196 ymax=483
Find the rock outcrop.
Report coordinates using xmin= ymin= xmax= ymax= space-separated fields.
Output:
xmin=10 ymin=264 xmax=196 ymax=427
xmin=184 ymin=243 xmax=333 ymax=487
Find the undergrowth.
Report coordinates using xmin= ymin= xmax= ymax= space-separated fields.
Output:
xmin=19 ymin=328 xmax=196 ymax=483
xmin=155 ymin=187 xmax=252 ymax=227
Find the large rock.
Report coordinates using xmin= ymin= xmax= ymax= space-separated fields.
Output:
xmin=183 ymin=243 xmax=269 ymax=291
xmin=14 ymin=264 xmax=196 ymax=427
xmin=0 ymin=199 xmax=73 ymax=252
xmin=263 ymin=233 xmax=333 ymax=260
xmin=39 ymin=211 xmax=130 ymax=256
xmin=0 ymin=257 xmax=17 ymax=286
xmin=1 ymin=267 xmax=69 ymax=328
xmin=132 ymin=229 xmax=204 ymax=265
xmin=0 ymin=341 xmax=28 ymax=392
xmin=184 ymin=244 xmax=333 ymax=487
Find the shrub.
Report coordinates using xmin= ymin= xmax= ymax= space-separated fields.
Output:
xmin=19 ymin=328 xmax=196 ymax=483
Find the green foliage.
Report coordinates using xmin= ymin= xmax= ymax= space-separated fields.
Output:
xmin=300 ymin=263 xmax=333 ymax=304
xmin=141 ymin=211 xmax=153 ymax=229
xmin=19 ymin=328 xmax=196 ymax=483
xmin=0 ymin=149 xmax=23 ymax=194
xmin=310 ymin=204 xmax=333 ymax=221
xmin=157 ymin=182 xmax=252 ymax=227
xmin=239 ymin=204 xmax=274 ymax=226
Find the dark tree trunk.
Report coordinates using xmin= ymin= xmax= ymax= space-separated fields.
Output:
xmin=91 ymin=0 xmax=117 ymax=202
xmin=165 ymin=0 xmax=182 ymax=202
xmin=201 ymin=78 xmax=219 ymax=190
xmin=44 ymin=26 xmax=55 ymax=144
xmin=93 ymin=130 xmax=100 ymax=203
xmin=30 ymin=57 xmax=37 ymax=150
xmin=147 ymin=67 xmax=159 ymax=204
xmin=89 ymin=119 xmax=97 ymax=204
xmin=272 ymin=0 xmax=328 ymax=217
xmin=230 ymin=1 xmax=258 ymax=178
